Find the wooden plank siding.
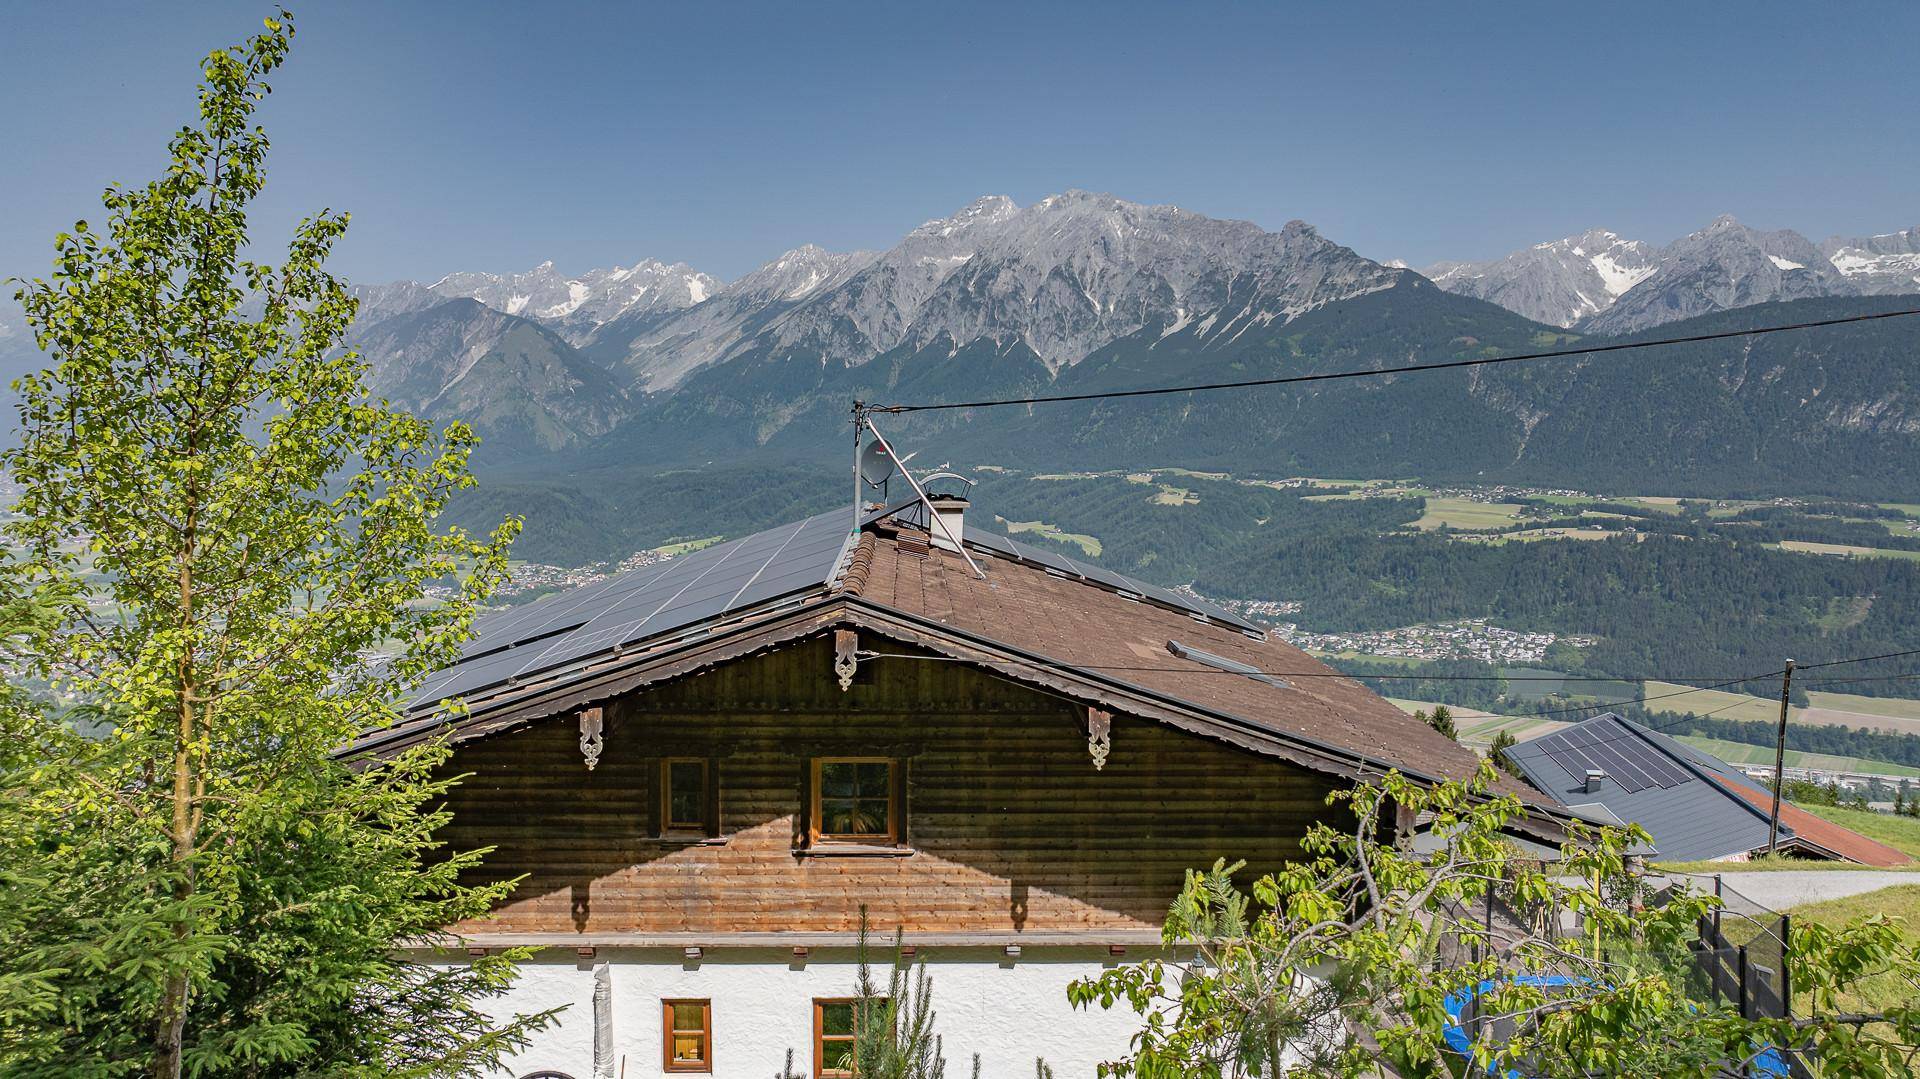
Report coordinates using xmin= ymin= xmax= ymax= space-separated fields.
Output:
xmin=437 ymin=634 xmax=1347 ymax=938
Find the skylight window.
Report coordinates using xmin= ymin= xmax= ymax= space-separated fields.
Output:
xmin=1166 ymin=640 xmax=1288 ymax=688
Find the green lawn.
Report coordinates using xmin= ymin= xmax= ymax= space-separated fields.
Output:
xmin=1770 ymin=884 xmax=1920 ymax=1014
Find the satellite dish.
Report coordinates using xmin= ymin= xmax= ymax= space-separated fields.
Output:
xmin=859 ymin=441 xmax=898 ymax=487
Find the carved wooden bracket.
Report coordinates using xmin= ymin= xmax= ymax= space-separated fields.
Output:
xmin=1086 ymin=707 xmax=1112 ymax=770
xmin=578 ymin=705 xmax=604 ymax=771
xmin=834 ymin=629 xmax=859 ymax=692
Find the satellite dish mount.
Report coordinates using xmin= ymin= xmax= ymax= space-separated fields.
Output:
xmin=850 ymin=400 xmax=986 ymax=579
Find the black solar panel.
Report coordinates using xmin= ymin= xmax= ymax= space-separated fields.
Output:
xmin=1540 ymin=718 xmax=1695 ymax=794
xmin=411 ymin=501 xmax=1264 ymax=713
xmin=411 ymin=511 xmax=854 ymax=709
xmin=964 ymin=528 xmax=1262 ymax=634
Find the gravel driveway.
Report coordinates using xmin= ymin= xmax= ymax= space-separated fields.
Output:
xmin=1655 ymin=870 xmax=1917 ymax=911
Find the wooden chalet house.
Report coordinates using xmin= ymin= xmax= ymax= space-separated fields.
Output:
xmin=350 ymin=494 xmax=1563 ymax=1078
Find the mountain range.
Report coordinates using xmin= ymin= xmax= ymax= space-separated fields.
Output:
xmin=1425 ymin=218 xmax=1920 ymax=331
xmin=4 ymin=193 xmax=1916 ymax=508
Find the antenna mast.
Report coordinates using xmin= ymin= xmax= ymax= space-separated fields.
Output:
xmin=851 ymin=405 xmax=987 ymax=580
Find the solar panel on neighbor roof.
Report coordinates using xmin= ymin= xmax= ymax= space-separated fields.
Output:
xmin=411 ymin=511 xmax=853 ymax=709
xmin=1539 ymin=719 xmax=1695 ymax=795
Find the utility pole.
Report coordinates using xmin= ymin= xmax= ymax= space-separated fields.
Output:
xmin=1767 ymin=659 xmax=1796 ymax=854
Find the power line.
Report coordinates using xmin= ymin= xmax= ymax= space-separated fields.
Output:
xmin=867 ymin=306 xmax=1920 ymax=414
xmin=1796 ymin=647 xmax=1920 ymax=671
xmin=853 ymin=650 xmax=1773 ymax=683
xmin=1510 ymin=672 xmax=1787 ymax=720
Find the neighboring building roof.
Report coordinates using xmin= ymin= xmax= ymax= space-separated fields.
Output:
xmin=1704 ymin=773 xmax=1911 ymax=867
xmin=1505 ymin=712 xmax=1911 ymax=866
xmin=353 ymin=501 xmax=1563 ymax=836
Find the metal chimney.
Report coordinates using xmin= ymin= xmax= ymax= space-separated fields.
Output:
xmin=1584 ymin=769 xmax=1608 ymax=795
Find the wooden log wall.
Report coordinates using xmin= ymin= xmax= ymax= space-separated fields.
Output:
xmin=436 ymin=634 xmax=1345 ymax=937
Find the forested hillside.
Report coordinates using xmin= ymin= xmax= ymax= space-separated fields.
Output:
xmin=529 ymin=290 xmax=1920 ymax=501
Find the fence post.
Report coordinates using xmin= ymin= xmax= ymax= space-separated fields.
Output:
xmin=1714 ymin=874 xmax=1723 ymax=939
xmin=1737 ymin=946 xmax=1750 ymax=1021
xmin=1781 ymin=914 xmax=1792 ymax=1019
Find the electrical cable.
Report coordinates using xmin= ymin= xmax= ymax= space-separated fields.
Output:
xmin=867 ymin=307 xmax=1920 ymax=414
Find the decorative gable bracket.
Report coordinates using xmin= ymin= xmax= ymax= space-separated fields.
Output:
xmin=1086 ymin=707 xmax=1112 ymax=770
xmin=578 ymin=705 xmax=604 ymax=771
xmin=834 ymin=629 xmax=859 ymax=692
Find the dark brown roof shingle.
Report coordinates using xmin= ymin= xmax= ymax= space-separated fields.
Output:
xmin=852 ymin=527 xmax=1508 ymax=791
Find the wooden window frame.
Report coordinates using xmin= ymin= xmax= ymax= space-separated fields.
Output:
xmin=813 ymin=997 xmax=859 ymax=1079
xmin=809 ymin=757 xmax=903 ymax=847
xmin=662 ymin=998 xmax=712 ymax=1073
xmin=659 ymin=758 xmax=716 ymax=837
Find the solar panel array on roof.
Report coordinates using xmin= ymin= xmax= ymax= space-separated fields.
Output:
xmin=410 ymin=511 xmax=853 ymax=709
xmin=964 ymin=528 xmax=1263 ymax=634
xmin=1540 ymin=722 xmax=1694 ymax=794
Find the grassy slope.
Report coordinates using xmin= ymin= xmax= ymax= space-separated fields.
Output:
xmin=1796 ymin=803 xmax=1920 ymax=859
xmin=1775 ymin=883 xmax=1920 ymax=1014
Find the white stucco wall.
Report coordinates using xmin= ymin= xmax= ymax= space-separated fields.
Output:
xmin=447 ymin=947 xmax=1160 ymax=1079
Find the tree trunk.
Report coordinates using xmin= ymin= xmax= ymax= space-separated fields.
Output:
xmin=152 ymin=539 xmax=198 ymax=1079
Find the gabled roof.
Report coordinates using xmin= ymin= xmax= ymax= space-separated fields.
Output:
xmin=353 ymin=504 xmax=1559 ymax=831
xmin=1505 ymin=712 xmax=1910 ymax=866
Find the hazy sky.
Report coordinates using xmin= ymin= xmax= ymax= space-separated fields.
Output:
xmin=4 ymin=1 xmax=1917 ymax=285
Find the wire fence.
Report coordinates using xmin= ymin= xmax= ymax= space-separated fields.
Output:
xmin=1437 ymin=867 xmax=1803 ymax=1077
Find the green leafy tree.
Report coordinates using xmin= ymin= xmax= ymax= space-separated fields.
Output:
xmin=1424 ymin=704 xmax=1457 ymax=740
xmin=0 ymin=12 xmax=548 ymax=1078
xmin=1068 ymin=764 xmax=1920 ymax=1078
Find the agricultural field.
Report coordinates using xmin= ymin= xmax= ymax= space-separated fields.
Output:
xmin=1453 ymin=527 xmax=1620 ymax=545
xmin=1635 ymin=683 xmax=1920 ymax=736
xmin=999 ymin=519 xmax=1101 ymax=557
xmin=1805 ymin=691 xmax=1920 ymax=724
xmin=1411 ymin=498 xmax=1527 ymax=531
xmin=1773 ymin=540 xmax=1920 ymax=562
xmin=1673 ymin=735 xmax=1920 ymax=780
xmin=653 ymin=535 xmax=724 ymax=557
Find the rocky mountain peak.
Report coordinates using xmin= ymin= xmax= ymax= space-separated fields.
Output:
xmin=1421 ymin=227 xmax=1657 ymax=328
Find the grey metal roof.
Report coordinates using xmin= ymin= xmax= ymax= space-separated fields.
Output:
xmin=1506 ymin=713 xmax=1777 ymax=861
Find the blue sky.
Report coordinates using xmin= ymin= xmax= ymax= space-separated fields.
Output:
xmin=4 ymin=1 xmax=1916 ymax=285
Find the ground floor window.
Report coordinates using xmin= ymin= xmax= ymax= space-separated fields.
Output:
xmin=662 ymin=999 xmax=711 ymax=1072
xmin=813 ymin=997 xmax=859 ymax=1077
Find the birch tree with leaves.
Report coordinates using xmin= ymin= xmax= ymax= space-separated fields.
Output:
xmin=0 ymin=12 xmax=550 ymax=1077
